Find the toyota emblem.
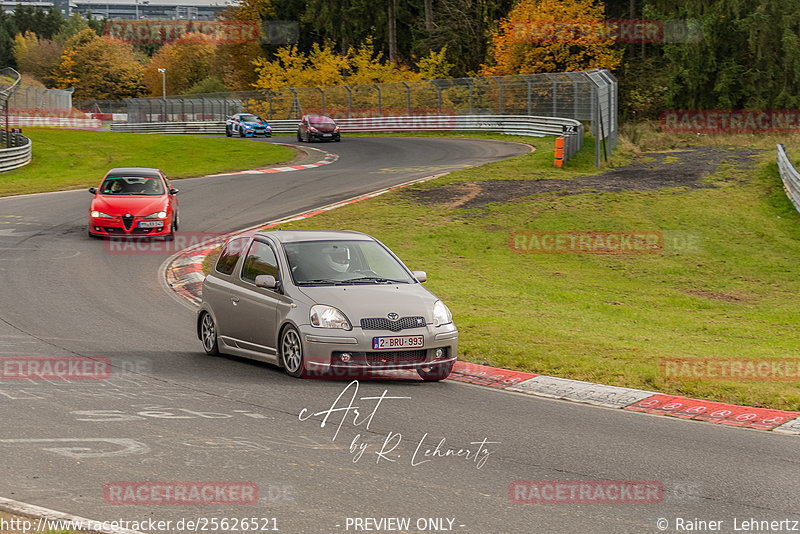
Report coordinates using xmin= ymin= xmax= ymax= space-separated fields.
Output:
xmin=387 ymin=312 xmax=399 ymax=321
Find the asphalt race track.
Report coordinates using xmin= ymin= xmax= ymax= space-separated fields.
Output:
xmin=0 ymin=136 xmax=798 ymax=534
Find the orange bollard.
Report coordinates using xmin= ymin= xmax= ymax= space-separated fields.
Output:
xmin=554 ymin=136 xmax=565 ymax=167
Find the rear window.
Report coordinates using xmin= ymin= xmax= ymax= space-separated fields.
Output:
xmin=215 ymin=237 xmax=248 ymax=276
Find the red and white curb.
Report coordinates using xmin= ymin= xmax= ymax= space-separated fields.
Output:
xmin=162 ymin=181 xmax=800 ymax=437
xmin=206 ymin=143 xmax=338 ymax=177
xmin=0 ymin=496 xmax=144 ymax=534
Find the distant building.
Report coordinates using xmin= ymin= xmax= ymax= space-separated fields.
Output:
xmin=1 ymin=0 xmax=236 ymax=20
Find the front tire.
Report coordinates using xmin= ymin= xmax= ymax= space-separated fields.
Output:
xmin=417 ymin=361 xmax=454 ymax=381
xmin=239 ymin=129 xmax=246 ymax=138
xmin=200 ymin=312 xmax=219 ymax=356
xmin=280 ymin=326 xmax=306 ymax=378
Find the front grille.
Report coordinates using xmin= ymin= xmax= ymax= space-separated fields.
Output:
xmin=360 ymin=316 xmax=426 ymax=332
xmin=365 ymin=350 xmax=426 ymax=364
xmin=122 ymin=214 xmax=134 ymax=231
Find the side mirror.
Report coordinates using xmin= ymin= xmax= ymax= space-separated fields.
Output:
xmin=88 ymin=187 xmax=97 ymax=194
xmin=169 ymin=188 xmax=179 ymax=195
xmin=412 ymin=271 xmax=427 ymax=283
xmin=254 ymin=274 xmax=278 ymax=289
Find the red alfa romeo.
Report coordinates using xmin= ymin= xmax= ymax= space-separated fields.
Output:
xmin=88 ymin=167 xmax=180 ymax=239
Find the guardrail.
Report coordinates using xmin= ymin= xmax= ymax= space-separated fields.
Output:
xmin=777 ymin=144 xmax=800 ymax=213
xmin=111 ymin=114 xmax=585 ymax=162
xmin=0 ymin=133 xmax=31 ymax=172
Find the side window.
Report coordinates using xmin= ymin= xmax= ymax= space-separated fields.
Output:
xmin=241 ymin=240 xmax=281 ymax=284
xmin=215 ymin=237 xmax=248 ymax=276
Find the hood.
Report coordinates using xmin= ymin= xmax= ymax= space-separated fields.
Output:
xmin=297 ymin=283 xmax=439 ymax=325
xmin=243 ymin=120 xmax=269 ymax=128
xmin=91 ymin=195 xmax=168 ymax=216
xmin=310 ymin=121 xmax=337 ymax=133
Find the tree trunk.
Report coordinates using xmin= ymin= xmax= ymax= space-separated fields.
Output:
xmin=388 ymin=0 xmax=398 ymax=63
xmin=425 ymin=0 xmax=433 ymax=33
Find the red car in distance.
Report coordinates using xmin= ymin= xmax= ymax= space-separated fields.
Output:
xmin=297 ymin=114 xmax=341 ymax=142
xmin=88 ymin=167 xmax=180 ymax=240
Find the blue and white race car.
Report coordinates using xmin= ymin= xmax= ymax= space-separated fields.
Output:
xmin=225 ymin=113 xmax=272 ymax=138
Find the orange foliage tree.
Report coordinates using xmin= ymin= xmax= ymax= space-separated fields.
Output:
xmin=481 ymin=0 xmax=623 ymax=76
xmin=143 ymin=33 xmax=217 ymax=96
xmin=53 ymin=29 xmax=145 ymax=99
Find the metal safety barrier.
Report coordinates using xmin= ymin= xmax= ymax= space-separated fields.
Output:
xmin=777 ymin=144 xmax=800 ymax=213
xmin=0 ymin=133 xmax=31 ymax=172
xmin=111 ymin=114 xmax=584 ymax=161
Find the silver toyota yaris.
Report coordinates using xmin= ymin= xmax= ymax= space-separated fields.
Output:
xmin=197 ymin=230 xmax=458 ymax=380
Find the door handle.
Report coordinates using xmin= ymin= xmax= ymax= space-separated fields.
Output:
xmin=231 ymin=296 xmax=240 ymax=305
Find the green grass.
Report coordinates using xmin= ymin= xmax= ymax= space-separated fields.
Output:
xmin=237 ymin=132 xmax=800 ymax=411
xmin=0 ymin=128 xmax=295 ymax=197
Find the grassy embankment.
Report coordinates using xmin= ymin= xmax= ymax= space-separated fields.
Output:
xmin=0 ymin=128 xmax=295 ymax=197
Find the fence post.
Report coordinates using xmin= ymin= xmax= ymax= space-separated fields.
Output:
xmin=315 ymin=86 xmax=324 ymax=115
xmin=401 ymin=81 xmax=410 ymax=116
xmin=431 ymin=80 xmax=442 ymax=114
xmin=343 ymin=86 xmax=352 ymax=118
xmin=467 ymin=79 xmax=473 ymax=114
xmin=373 ymin=84 xmax=381 ymax=116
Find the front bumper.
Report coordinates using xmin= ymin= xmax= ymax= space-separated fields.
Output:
xmin=89 ymin=215 xmax=171 ymax=237
xmin=299 ymin=323 xmax=458 ymax=375
xmin=243 ymin=127 xmax=270 ymax=137
xmin=309 ymin=131 xmax=340 ymax=141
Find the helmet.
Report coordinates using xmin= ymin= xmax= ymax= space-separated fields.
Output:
xmin=321 ymin=245 xmax=350 ymax=273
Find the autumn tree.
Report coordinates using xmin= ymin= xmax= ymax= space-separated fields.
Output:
xmin=482 ymin=0 xmax=623 ymax=75
xmin=53 ymin=29 xmax=145 ymax=99
xmin=143 ymin=33 xmax=217 ymax=96
xmin=13 ymin=31 xmax=62 ymax=86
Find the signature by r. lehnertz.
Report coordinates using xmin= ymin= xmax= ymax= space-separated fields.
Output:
xmin=298 ymin=380 xmax=499 ymax=469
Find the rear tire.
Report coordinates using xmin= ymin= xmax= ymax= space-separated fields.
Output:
xmin=200 ymin=312 xmax=219 ymax=356
xmin=417 ymin=361 xmax=454 ymax=381
xmin=225 ymin=127 xmax=232 ymax=137
xmin=297 ymin=130 xmax=303 ymax=142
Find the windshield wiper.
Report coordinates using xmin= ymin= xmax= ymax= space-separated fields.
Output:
xmin=296 ymin=278 xmax=347 ymax=286
xmin=344 ymin=276 xmax=409 ymax=284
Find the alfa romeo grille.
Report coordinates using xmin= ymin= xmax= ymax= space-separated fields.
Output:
xmin=122 ymin=214 xmax=134 ymax=231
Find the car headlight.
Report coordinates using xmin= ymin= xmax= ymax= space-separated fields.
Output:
xmin=310 ymin=305 xmax=351 ymax=330
xmin=144 ymin=211 xmax=167 ymax=219
xmin=433 ymin=300 xmax=453 ymax=327
xmin=90 ymin=210 xmax=112 ymax=218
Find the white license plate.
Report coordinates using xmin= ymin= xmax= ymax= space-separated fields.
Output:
xmin=372 ymin=335 xmax=424 ymax=350
xmin=138 ymin=220 xmax=164 ymax=228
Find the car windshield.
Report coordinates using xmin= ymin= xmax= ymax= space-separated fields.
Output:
xmin=239 ymin=114 xmax=261 ymax=122
xmin=100 ymin=177 xmax=164 ymax=196
xmin=309 ymin=116 xmax=335 ymax=126
xmin=283 ymin=240 xmax=415 ymax=285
